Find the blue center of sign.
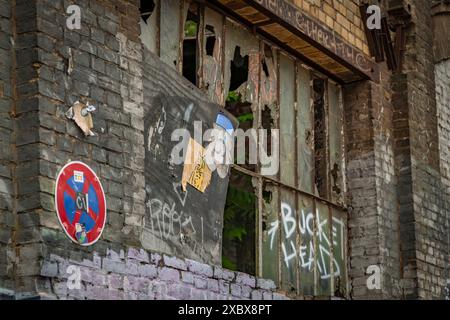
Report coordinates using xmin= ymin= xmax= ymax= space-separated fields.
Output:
xmin=63 ymin=176 xmax=99 ymax=232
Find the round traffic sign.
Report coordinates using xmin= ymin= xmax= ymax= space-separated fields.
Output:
xmin=55 ymin=161 xmax=106 ymax=246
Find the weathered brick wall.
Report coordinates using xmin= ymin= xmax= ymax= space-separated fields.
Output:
xmin=38 ymin=247 xmax=285 ymax=300
xmin=343 ymin=65 xmax=401 ymax=299
xmin=7 ymin=0 xmax=146 ymax=297
xmin=0 ymin=0 xmax=13 ymax=297
xmin=435 ymin=59 xmax=450 ymax=292
xmin=390 ymin=0 xmax=448 ymax=299
xmin=289 ymin=0 xmax=369 ymax=55
xmin=407 ymin=0 xmax=447 ymax=299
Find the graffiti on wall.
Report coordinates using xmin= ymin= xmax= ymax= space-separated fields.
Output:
xmin=265 ymin=200 xmax=347 ymax=295
xmin=141 ymin=89 xmax=237 ymax=264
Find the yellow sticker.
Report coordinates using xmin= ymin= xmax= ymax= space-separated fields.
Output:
xmin=181 ymin=138 xmax=212 ymax=193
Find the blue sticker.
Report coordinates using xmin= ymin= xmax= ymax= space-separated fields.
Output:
xmin=216 ymin=113 xmax=234 ymax=135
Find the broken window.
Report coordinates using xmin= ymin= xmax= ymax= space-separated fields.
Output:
xmin=136 ymin=1 xmax=348 ymax=298
xmin=228 ymin=46 xmax=249 ymax=92
xmin=205 ymin=25 xmax=216 ymax=57
xmin=139 ymin=0 xmax=158 ymax=53
xmin=182 ymin=4 xmax=199 ymax=85
xmin=140 ymin=0 xmax=155 ymax=23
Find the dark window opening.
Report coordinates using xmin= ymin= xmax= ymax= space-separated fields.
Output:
xmin=183 ymin=8 xmax=199 ymax=85
xmin=262 ymin=58 xmax=269 ymax=77
xmin=229 ymin=46 xmax=249 ymax=91
xmin=313 ymin=78 xmax=328 ymax=199
xmin=222 ymin=169 xmax=256 ymax=275
xmin=261 ymin=105 xmax=274 ymax=156
xmin=140 ymin=0 xmax=155 ymax=24
xmin=330 ymin=162 xmax=341 ymax=196
xmin=225 ymin=46 xmax=255 ymax=171
xmin=205 ymin=25 xmax=216 ymax=56
xmin=261 ymin=188 xmax=273 ymax=232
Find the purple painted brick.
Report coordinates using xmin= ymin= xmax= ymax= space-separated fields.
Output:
xmin=125 ymin=259 xmax=140 ymax=275
xmin=124 ymin=276 xmax=150 ymax=293
xmin=230 ymin=283 xmax=242 ymax=297
xmin=158 ymin=267 xmax=180 ymax=282
xmin=79 ymin=266 xmax=93 ymax=283
xmin=273 ymin=292 xmax=289 ymax=300
xmin=167 ymin=283 xmax=192 ymax=300
xmin=163 ymin=255 xmax=187 ymax=270
xmin=257 ymin=278 xmax=276 ymax=290
xmin=219 ymin=280 xmax=230 ymax=295
xmin=181 ymin=271 xmax=194 ymax=284
xmin=58 ymin=260 xmax=71 ymax=278
xmin=241 ymin=285 xmax=252 ymax=298
xmin=151 ymin=281 xmax=168 ymax=299
xmin=79 ymin=258 xmax=100 ymax=269
xmin=49 ymin=254 xmax=65 ymax=263
xmin=53 ymin=281 xmax=68 ymax=298
xmin=103 ymin=258 xmax=126 ymax=274
xmin=107 ymin=274 xmax=123 ymax=289
xmin=207 ymin=278 xmax=219 ymax=293
xmin=124 ymin=291 xmax=138 ymax=300
xmin=150 ymin=252 xmax=161 ymax=265
xmin=235 ymin=272 xmax=256 ymax=288
xmin=251 ymin=289 xmax=263 ymax=300
xmin=91 ymin=272 xmax=107 ymax=286
xmin=186 ymin=259 xmax=214 ymax=277
xmin=67 ymin=285 xmax=86 ymax=300
xmin=108 ymin=288 xmax=124 ymax=300
xmin=214 ymin=266 xmax=235 ymax=281
xmin=191 ymin=288 xmax=208 ymax=299
xmin=139 ymin=264 xmax=157 ymax=278
xmin=106 ymin=248 xmax=124 ymax=261
xmin=207 ymin=291 xmax=219 ymax=300
xmin=41 ymin=261 xmax=58 ymax=277
xmin=127 ymin=248 xmax=149 ymax=263
xmin=86 ymin=285 xmax=110 ymax=300
xmin=93 ymin=253 xmax=102 ymax=268
xmin=262 ymin=291 xmax=273 ymax=300
xmin=194 ymin=275 xmax=208 ymax=289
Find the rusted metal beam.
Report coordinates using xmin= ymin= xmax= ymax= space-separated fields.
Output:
xmin=239 ymin=0 xmax=379 ymax=83
xmin=205 ymin=0 xmax=346 ymax=84
xmin=231 ymin=164 xmax=347 ymax=212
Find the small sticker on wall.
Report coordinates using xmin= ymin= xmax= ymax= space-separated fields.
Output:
xmin=55 ymin=161 xmax=107 ymax=246
xmin=181 ymin=138 xmax=212 ymax=193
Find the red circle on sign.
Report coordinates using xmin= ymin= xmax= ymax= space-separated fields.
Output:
xmin=55 ymin=161 xmax=106 ymax=246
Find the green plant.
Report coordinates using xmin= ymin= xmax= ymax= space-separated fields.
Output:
xmin=226 ymin=90 xmax=241 ymax=103
xmin=184 ymin=20 xmax=197 ymax=37
xmin=222 ymin=181 xmax=256 ymax=271
xmin=237 ymin=112 xmax=253 ymax=123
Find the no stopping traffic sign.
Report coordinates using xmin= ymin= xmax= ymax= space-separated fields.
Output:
xmin=55 ymin=161 xmax=106 ymax=246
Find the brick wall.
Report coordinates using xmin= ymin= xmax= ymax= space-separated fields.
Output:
xmin=343 ymin=65 xmax=401 ymax=299
xmin=390 ymin=0 xmax=448 ymax=299
xmin=37 ymin=247 xmax=285 ymax=300
xmin=0 ymin=0 xmax=13 ymax=297
xmin=289 ymin=0 xmax=370 ymax=55
xmin=435 ymin=59 xmax=450 ymax=292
